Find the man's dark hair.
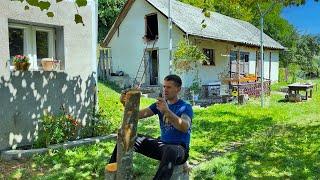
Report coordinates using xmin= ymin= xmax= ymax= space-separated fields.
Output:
xmin=164 ymin=74 xmax=182 ymax=87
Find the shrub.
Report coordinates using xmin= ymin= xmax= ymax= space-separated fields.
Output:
xmin=33 ymin=113 xmax=80 ymax=148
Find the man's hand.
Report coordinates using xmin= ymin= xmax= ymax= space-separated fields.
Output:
xmin=120 ymin=88 xmax=140 ymax=106
xmin=156 ymin=97 xmax=169 ymax=114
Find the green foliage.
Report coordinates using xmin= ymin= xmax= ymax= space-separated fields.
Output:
xmin=13 ymin=55 xmax=29 ymax=63
xmin=173 ymin=39 xmax=208 ymax=74
xmin=31 ymin=142 xmax=115 ymax=179
xmin=288 ymin=63 xmax=301 ymax=83
xmin=189 ymin=77 xmax=202 ymax=94
xmin=98 ymin=0 xmax=126 ymax=42
xmin=17 ymin=0 xmax=87 ymax=25
xmin=295 ymin=35 xmax=320 ymax=74
xmin=281 ymin=35 xmax=320 ymax=78
xmin=75 ymin=0 xmax=87 ymax=7
xmin=33 ymin=112 xmax=80 ymax=148
xmin=74 ymin=14 xmax=84 ymax=25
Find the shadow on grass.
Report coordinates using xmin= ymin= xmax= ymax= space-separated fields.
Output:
xmin=191 ymin=121 xmax=320 ymax=179
xmin=233 ymin=124 xmax=320 ymax=179
xmin=191 ymin=110 xmax=274 ymax=155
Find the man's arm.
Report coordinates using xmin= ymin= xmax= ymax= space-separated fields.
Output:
xmin=138 ymin=108 xmax=154 ymax=119
xmin=164 ymin=111 xmax=191 ymax=133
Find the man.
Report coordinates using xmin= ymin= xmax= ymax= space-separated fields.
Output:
xmin=109 ymin=74 xmax=193 ymax=180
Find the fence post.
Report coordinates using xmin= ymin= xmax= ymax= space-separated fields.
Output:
xmin=98 ymin=49 xmax=103 ymax=80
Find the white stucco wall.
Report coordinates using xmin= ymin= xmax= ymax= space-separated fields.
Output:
xmin=0 ymin=0 xmax=98 ymax=150
xmin=108 ymin=0 xmax=184 ymax=86
xmin=254 ymin=50 xmax=280 ymax=82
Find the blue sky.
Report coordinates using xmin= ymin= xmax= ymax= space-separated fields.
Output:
xmin=281 ymin=0 xmax=320 ymax=35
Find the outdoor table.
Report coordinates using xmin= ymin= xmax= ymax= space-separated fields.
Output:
xmin=288 ymin=83 xmax=314 ymax=100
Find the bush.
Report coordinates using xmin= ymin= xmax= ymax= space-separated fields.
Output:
xmin=33 ymin=113 xmax=80 ymax=148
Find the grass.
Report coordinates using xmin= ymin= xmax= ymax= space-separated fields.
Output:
xmin=2 ymin=79 xmax=320 ymax=179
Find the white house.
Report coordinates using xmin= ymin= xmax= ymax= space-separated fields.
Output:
xmin=0 ymin=0 xmax=98 ymax=150
xmin=102 ymin=0 xmax=284 ymax=91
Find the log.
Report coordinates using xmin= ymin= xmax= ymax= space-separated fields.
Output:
xmin=105 ymin=163 xmax=117 ymax=180
xmin=116 ymin=90 xmax=141 ymax=180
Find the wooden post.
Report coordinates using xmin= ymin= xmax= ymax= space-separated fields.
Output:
xmin=269 ymin=52 xmax=272 ymax=81
xmin=103 ymin=49 xmax=108 ymax=80
xmin=106 ymin=49 xmax=110 ymax=78
xmin=98 ymin=49 xmax=104 ymax=80
xmin=116 ymin=90 xmax=141 ymax=180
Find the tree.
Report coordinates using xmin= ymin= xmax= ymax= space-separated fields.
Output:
xmin=173 ymin=39 xmax=208 ymax=93
xmin=98 ymin=0 xmax=126 ymax=42
xmin=295 ymin=35 xmax=320 ymax=75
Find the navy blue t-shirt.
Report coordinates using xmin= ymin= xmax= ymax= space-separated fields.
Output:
xmin=149 ymin=99 xmax=193 ymax=150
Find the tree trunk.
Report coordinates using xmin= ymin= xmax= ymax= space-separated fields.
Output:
xmin=116 ymin=90 xmax=141 ymax=180
xmin=285 ymin=67 xmax=288 ymax=82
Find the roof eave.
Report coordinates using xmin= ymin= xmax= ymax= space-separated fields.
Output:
xmin=189 ymin=34 xmax=285 ymax=50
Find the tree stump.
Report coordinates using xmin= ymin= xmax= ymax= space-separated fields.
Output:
xmin=105 ymin=163 xmax=117 ymax=180
xmin=117 ymin=90 xmax=141 ymax=180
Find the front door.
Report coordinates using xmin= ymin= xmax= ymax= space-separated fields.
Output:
xmin=148 ymin=50 xmax=159 ymax=85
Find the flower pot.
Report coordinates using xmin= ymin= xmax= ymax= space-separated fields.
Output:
xmin=14 ymin=62 xmax=30 ymax=71
xmin=41 ymin=58 xmax=60 ymax=71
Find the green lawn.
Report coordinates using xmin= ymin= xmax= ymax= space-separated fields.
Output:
xmin=3 ymin=80 xmax=320 ymax=179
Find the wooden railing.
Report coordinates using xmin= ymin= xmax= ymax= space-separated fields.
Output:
xmin=236 ymin=80 xmax=271 ymax=97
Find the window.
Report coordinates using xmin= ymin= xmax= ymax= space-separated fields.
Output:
xmin=230 ymin=51 xmax=249 ymax=62
xmin=203 ymin=48 xmax=215 ymax=66
xmin=241 ymin=52 xmax=249 ymax=62
xmin=8 ymin=23 xmax=62 ymax=71
xmin=145 ymin=14 xmax=158 ymax=40
xmin=230 ymin=51 xmax=250 ymax=75
xmin=230 ymin=51 xmax=237 ymax=62
xmin=9 ymin=28 xmax=24 ymax=57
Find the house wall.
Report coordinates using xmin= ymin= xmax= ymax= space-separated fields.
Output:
xmin=250 ymin=50 xmax=280 ymax=82
xmin=0 ymin=0 xmax=98 ymax=150
xmin=108 ymin=0 xmax=184 ymax=86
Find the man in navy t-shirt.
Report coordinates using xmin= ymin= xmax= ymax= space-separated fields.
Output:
xmin=109 ymin=74 xmax=193 ymax=180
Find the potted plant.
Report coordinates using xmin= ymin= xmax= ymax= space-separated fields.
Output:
xmin=189 ymin=78 xmax=202 ymax=101
xmin=13 ymin=55 xmax=30 ymax=71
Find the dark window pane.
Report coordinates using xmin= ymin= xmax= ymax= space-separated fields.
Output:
xmin=9 ymin=28 xmax=24 ymax=57
xmin=146 ymin=14 xmax=158 ymax=40
xmin=230 ymin=51 xmax=237 ymax=61
xmin=36 ymin=31 xmax=49 ymax=59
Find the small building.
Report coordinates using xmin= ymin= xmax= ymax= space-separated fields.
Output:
xmin=0 ymin=0 xmax=98 ymax=150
